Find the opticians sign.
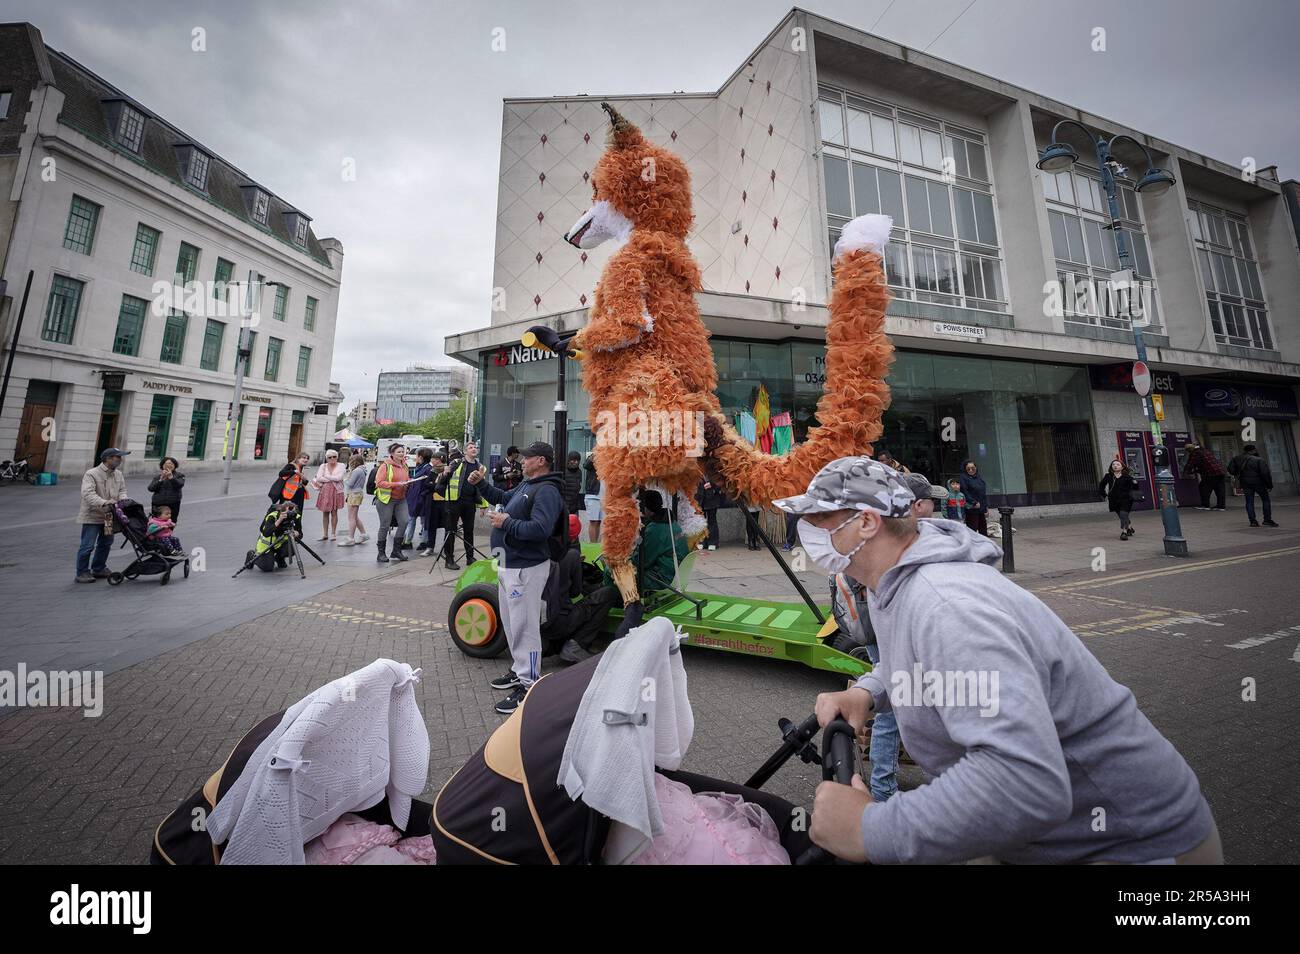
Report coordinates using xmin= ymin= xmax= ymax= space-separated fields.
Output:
xmin=1185 ymin=381 xmax=1298 ymax=420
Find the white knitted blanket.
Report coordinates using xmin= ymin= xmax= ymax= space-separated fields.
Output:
xmin=207 ymin=659 xmax=429 ymax=865
xmin=557 ymin=616 xmax=693 ymax=863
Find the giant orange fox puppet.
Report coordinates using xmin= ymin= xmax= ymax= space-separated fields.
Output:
xmin=563 ymin=102 xmax=894 ymax=620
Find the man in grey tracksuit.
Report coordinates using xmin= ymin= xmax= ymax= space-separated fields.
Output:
xmin=776 ymin=456 xmax=1220 ymax=865
xmin=469 ymin=440 xmax=565 ymax=716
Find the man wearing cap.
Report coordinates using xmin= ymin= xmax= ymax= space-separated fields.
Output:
xmin=777 ymin=456 xmax=1219 ymax=865
xmin=900 ymin=472 xmax=946 ymax=519
xmin=76 ymin=448 xmax=131 ymax=583
xmin=467 ymin=441 xmax=567 ymax=715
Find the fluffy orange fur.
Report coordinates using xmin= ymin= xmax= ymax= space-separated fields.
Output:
xmin=573 ymin=105 xmax=892 ymax=605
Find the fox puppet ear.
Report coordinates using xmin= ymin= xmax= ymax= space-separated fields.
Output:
xmin=601 ymin=101 xmax=644 ymax=149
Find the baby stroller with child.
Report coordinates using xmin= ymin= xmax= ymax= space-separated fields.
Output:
xmin=106 ymin=499 xmax=190 ymax=586
xmin=149 ymin=618 xmax=858 ymax=865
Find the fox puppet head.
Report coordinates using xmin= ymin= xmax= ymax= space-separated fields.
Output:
xmin=564 ymin=102 xmax=694 ymax=249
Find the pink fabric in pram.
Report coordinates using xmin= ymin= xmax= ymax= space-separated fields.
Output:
xmin=305 ymin=814 xmax=436 ymax=865
xmin=629 ymin=775 xmax=790 ymax=865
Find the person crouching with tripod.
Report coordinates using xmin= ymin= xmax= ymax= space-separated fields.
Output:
xmin=248 ymin=501 xmax=303 ymax=572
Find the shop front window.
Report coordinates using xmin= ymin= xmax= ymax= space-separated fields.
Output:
xmin=188 ymin=399 xmax=212 ymax=459
xmin=254 ymin=407 xmax=273 ymax=460
xmin=146 ymin=395 xmax=174 ymax=459
xmin=479 ymin=349 xmax=590 ymax=457
xmin=877 ymin=352 xmax=1098 ymax=505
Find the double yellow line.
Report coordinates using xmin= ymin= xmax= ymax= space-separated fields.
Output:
xmin=1041 ymin=545 xmax=1300 ymax=594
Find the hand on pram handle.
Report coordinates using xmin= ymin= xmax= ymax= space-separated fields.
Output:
xmin=796 ymin=719 xmax=858 ymax=866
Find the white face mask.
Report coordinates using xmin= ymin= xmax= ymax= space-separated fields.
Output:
xmin=798 ymin=511 xmax=868 ymax=575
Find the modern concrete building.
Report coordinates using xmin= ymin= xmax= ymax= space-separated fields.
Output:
xmin=0 ymin=22 xmax=344 ymax=476
xmin=447 ymin=7 xmax=1300 ymax=510
xmin=374 ymin=364 xmax=474 ymax=424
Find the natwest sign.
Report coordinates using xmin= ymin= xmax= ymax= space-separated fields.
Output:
xmin=493 ymin=345 xmax=557 ymax=367
xmin=1088 ymin=363 xmax=1180 ymax=395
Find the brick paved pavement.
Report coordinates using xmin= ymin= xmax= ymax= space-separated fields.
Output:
xmin=1 ymin=499 xmax=1296 ymax=863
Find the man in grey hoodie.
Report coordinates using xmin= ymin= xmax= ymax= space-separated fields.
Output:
xmin=775 ymin=456 xmax=1220 ymax=865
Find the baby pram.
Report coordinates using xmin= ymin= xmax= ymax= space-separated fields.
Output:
xmin=149 ymin=628 xmax=857 ymax=865
xmin=106 ymin=499 xmax=190 ymax=586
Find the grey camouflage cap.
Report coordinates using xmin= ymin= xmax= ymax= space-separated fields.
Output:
xmin=773 ymin=456 xmax=915 ymax=517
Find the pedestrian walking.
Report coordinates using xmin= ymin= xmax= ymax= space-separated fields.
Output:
xmin=1228 ymin=444 xmax=1278 ymax=527
xmin=1185 ymin=442 xmax=1228 ymax=511
xmin=958 ymin=459 xmax=989 ymax=536
xmin=310 ymin=449 xmax=347 ymax=541
xmin=743 ymin=498 xmax=761 ymax=550
xmin=148 ymin=456 xmax=185 ymax=524
xmin=698 ymin=477 xmax=722 ymax=550
xmin=372 ymin=442 xmax=411 ymax=563
xmin=76 ymin=448 xmax=130 ymax=583
xmin=1098 ymin=459 xmax=1139 ymax=540
xmin=338 ymin=453 xmax=369 ymax=547
xmin=582 ymin=450 xmax=603 ymax=542
xmin=466 ymin=441 xmax=566 ymax=715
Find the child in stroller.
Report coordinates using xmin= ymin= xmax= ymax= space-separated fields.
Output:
xmin=106 ymin=499 xmax=191 ymax=586
xmin=147 ymin=505 xmax=185 ymax=555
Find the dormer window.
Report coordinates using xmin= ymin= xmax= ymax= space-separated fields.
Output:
xmin=284 ymin=210 xmax=311 ymax=248
xmin=102 ymin=99 xmax=145 ymax=153
xmin=252 ymin=190 xmax=269 ymax=224
xmin=186 ymin=149 xmax=210 ymax=190
xmin=175 ymin=144 xmax=211 ymax=191
xmin=116 ymin=105 xmax=144 ymax=152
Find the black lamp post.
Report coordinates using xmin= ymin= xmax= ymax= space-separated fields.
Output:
xmin=1037 ymin=121 xmax=1187 ymax=558
xmin=520 ymin=325 xmax=580 ymax=464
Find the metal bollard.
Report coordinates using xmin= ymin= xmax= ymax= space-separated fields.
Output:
xmin=998 ymin=506 xmax=1015 ymax=573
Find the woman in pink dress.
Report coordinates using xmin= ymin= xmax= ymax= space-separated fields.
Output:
xmin=311 ymin=450 xmax=347 ymax=541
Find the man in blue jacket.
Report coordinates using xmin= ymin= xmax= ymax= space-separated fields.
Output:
xmin=468 ymin=441 xmax=566 ymax=714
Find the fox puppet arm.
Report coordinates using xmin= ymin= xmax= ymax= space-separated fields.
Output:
xmin=573 ymin=249 xmax=654 ymax=354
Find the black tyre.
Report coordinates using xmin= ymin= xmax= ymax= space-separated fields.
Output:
xmin=107 ymin=572 xmax=124 ymax=585
xmin=827 ymin=630 xmax=872 ymax=661
xmin=448 ymin=583 xmax=506 ymax=658
xmin=183 ymin=560 xmax=191 ymax=578
xmin=161 ymin=571 xmax=170 ymax=586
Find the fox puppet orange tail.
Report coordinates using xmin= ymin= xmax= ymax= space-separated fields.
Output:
xmin=706 ymin=214 xmax=896 ymax=506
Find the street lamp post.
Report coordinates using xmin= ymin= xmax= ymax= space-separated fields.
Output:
xmin=1038 ymin=121 xmax=1188 ymax=557
xmin=220 ymin=273 xmax=281 ymax=496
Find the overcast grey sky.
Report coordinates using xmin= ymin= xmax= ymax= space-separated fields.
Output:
xmin=9 ymin=0 xmax=1299 ymax=412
